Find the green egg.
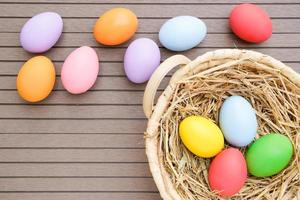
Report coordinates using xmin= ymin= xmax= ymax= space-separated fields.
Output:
xmin=246 ymin=133 xmax=293 ymax=177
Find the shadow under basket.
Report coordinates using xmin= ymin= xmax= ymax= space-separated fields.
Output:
xmin=143 ymin=49 xmax=300 ymax=200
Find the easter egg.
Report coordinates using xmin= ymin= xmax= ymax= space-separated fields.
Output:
xmin=124 ymin=38 xmax=160 ymax=83
xmin=219 ymin=96 xmax=258 ymax=147
xmin=20 ymin=12 xmax=63 ymax=53
xmin=93 ymin=8 xmax=138 ymax=45
xmin=229 ymin=3 xmax=272 ymax=43
xmin=179 ymin=116 xmax=224 ymax=158
xmin=246 ymin=133 xmax=293 ymax=177
xmin=61 ymin=46 xmax=99 ymax=94
xmin=17 ymin=56 xmax=55 ymax=102
xmin=159 ymin=16 xmax=206 ymax=51
xmin=208 ymin=148 xmax=247 ymax=197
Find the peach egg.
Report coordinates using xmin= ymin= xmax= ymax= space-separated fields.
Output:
xmin=17 ymin=56 xmax=56 ymax=102
xmin=93 ymin=8 xmax=138 ymax=45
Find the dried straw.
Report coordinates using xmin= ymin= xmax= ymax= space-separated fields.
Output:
xmin=144 ymin=49 xmax=300 ymax=200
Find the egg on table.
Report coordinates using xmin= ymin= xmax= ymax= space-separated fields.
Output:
xmin=179 ymin=116 xmax=224 ymax=158
xmin=159 ymin=16 xmax=207 ymax=51
xmin=124 ymin=38 xmax=160 ymax=83
xmin=208 ymin=148 xmax=247 ymax=197
xmin=219 ymin=95 xmax=258 ymax=147
xmin=20 ymin=12 xmax=63 ymax=53
xmin=93 ymin=8 xmax=138 ymax=45
xmin=246 ymin=133 xmax=293 ymax=177
xmin=61 ymin=46 xmax=99 ymax=94
xmin=17 ymin=56 xmax=56 ymax=102
xmin=229 ymin=3 xmax=272 ymax=43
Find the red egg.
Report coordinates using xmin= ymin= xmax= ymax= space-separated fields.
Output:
xmin=229 ymin=3 xmax=272 ymax=43
xmin=208 ymin=148 xmax=247 ymax=197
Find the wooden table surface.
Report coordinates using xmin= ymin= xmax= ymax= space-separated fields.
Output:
xmin=0 ymin=0 xmax=299 ymax=199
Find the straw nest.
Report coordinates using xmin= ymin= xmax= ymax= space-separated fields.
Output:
xmin=143 ymin=49 xmax=300 ymax=200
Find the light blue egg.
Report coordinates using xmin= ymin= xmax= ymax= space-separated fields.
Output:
xmin=219 ymin=96 xmax=258 ymax=147
xmin=159 ymin=16 xmax=207 ymax=52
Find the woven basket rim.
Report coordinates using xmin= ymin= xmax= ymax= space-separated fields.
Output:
xmin=144 ymin=49 xmax=300 ymax=200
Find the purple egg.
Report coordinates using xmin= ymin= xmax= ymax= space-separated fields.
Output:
xmin=20 ymin=12 xmax=63 ymax=53
xmin=124 ymin=38 xmax=161 ymax=83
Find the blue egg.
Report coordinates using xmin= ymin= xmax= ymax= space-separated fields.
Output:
xmin=159 ymin=16 xmax=207 ymax=52
xmin=219 ymin=96 xmax=258 ymax=147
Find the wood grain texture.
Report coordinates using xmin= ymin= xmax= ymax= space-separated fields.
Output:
xmin=0 ymin=178 xmax=158 ymax=191
xmin=0 ymin=0 xmax=299 ymax=199
xmin=0 ymin=149 xmax=147 ymax=162
xmin=0 ymin=4 xmax=299 ymax=18
xmin=1 ymin=0 xmax=300 ymax=3
xmin=0 ymin=134 xmax=145 ymax=148
xmin=0 ymin=62 xmax=299 ymax=76
xmin=0 ymin=91 xmax=146 ymax=104
xmin=0 ymin=76 xmax=169 ymax=90
xmin=1 ymin=18 xmax=300 ymax=33
xmin=0 ymin=105 xmax=145 ymax=119
xmin=0 ymin=193 xmax=160 ymax=200
xmin=0 ymin=62 xmax=128 ymax=75
xmin=2 ymin=33 xmax=300 ymax=48
xmin=2 ymin=48 xmax=300 ymax=62
xmin=0 ymin=119 xmax=147 ymax=133
xmin=0 ymin=163 xmax=151 ymax=176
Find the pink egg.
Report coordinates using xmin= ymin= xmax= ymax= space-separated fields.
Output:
xmin=208 ymin=148 xmax=247 ymax=197
xmin=61 ymin=46 xmax=99 ymax=94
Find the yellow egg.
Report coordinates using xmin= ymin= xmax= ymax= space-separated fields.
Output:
xmin=17 ymin=56 xmax=56 ymax=102
xmin=179 ymin=116 xmax=224 ymax=158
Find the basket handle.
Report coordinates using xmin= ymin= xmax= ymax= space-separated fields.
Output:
xmin=143 ymin=55 xmax=191 ymax=119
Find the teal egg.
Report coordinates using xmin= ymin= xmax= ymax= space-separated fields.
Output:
xmin=246 ymin=133 xmax=293 ymax=177
xmin=159 ymin=16 xmax=207 ymax=52
xmin=219 ymin=95 xmax=258 ymax=147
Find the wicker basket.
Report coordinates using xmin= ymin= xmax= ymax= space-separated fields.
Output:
xmin=143 ymin=49 xmax=300 ymax=200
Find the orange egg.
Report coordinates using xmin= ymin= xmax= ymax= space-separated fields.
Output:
xmin=17 ymin=56 xmax=56 ymax=102
xmin=93 ymin=8 xmax=138 ymax=45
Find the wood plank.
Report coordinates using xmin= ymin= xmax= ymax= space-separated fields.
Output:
xmin=0 ymin=163 xmax=151 ymax=177
xmin=0 ymin=4 xmax=299 ymax=18
xmin=0 ymin=64 xmax=299 ymax=91
xmin=0 ymin=193 xmax=161 ymax=200
xmin=1 ymin=47 xmax=300 ymax=62
xmin=0 ymin=76 xmax=141 ymax=91
xmin=1 ymin=18 xmax=300 ymax=33
xmin=0 ymin=119 xmax=147 ymax=134
xmin=2 ymin=33 xmax=300 ymax=48
xmin=0 ymin=62 xmax=126 ymax=76
xmin=0 ymin=149 xmax=147 ymax=162
xmin=0 ymin=91 xmax=145 ymax=104
xmin=0 ymin=178 xmax=157 ymax=192
xmin=1 ymin=0 xmax=300 ymax=3
xmin=0 ymin=61 xmax=299 ymax=76
xmin=0 ymin=134 xmax=145 ymax=148
xmin=0 ymin=105 xmax=145 ymax=119
xmin=0 ymin=90 xmax=157 ymax=106
xmin=0 ymin=76 xmax=170 ymax=90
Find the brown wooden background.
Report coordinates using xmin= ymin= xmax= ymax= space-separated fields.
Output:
xmin=0 ymin=0 xmax=299 ymax=199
